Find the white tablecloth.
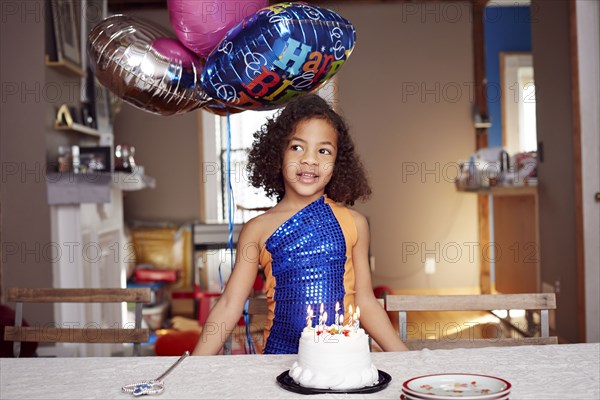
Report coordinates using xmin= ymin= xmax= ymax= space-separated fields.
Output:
xmin=1 ymin=343 xmax=598 ymax=399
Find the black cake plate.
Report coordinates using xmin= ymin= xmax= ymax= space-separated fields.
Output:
xmin=276 ymin=370 xmax=392 ymax=395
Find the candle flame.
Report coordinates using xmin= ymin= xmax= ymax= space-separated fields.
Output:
xmin=356 ymin=306 xmax=360 ymax=320
xmin=335 ymin=302 xmax=340 ymax=312
xmin=306 ymin=305 xmax=314 ymax=328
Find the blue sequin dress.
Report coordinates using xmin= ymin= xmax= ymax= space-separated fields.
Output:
xmin=259 ymin=196 xmax=357 ymax=354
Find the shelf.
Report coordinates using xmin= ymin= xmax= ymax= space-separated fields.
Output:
xmin=54 ymin=104 xmax=107 ymax=137
xmin=46 ymin=171 xmax=156 ymax=205
xmin=45 ymin=55 xmax=86 ymax=77
xmin=456 ymin=184 xmax=538 ymax=197
xmin=112 ymin=171 xmax=156 ymax=191
xmin=46 ymin=172 xmax=112 ymax=205
xmin=54 ymin=121 xmax=101 ymax=137
xmin=193 ymin=223 xmax=243 ymax=250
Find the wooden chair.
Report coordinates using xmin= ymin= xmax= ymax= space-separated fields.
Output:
xmin=4 ymin=288 xmax=151 ymax=357
xmin=223 ymin=297 xmax=385 ymax=354
xmin=223 ymin=296 xmax=268 ymax=355
xmin=385 ymin=293 xmax=557 ymax=350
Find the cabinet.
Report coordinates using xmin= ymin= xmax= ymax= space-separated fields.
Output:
xmin=489 ymin=187 xmax=540 ymax=294
xmin=460 ymin=186 xmax=540 ymax=294
xmin=46 ymin=171 xmax=155 ymax=356
xmin=49 ymin=188 xmax=126 ymax=356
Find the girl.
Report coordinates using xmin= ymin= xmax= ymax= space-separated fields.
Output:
xmin=192 ymin=94 xmax=407 ymax=355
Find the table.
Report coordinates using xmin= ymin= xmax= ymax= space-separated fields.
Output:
xmin=1 ymin=343 xmax=598 ymax=399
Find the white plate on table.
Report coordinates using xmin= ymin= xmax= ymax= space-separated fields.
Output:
xmin=402 ymin=391 xmax=510 ymax=400
xmin=402 ymin=373 xmax=511 ymax=400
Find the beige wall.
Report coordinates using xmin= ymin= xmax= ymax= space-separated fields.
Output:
xmin=113 ymin=10 xmax=202 ymax=224
xmin=1 ymin=1 xmax=53 ymax=318
xmin=330 ymin=2 xmax=480 ymax=291
xmin=114 ymin=105 xmax=202 ymax=224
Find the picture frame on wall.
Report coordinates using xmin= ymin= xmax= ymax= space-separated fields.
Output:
xmin=50 ymin=0 xmax=81 ymax=66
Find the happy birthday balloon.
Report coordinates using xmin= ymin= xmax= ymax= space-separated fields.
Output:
xmin=88 ymin=15 xmax=211 ymax=116
xmin=168 ymin=0 xmax=268 ymax=58
xmin=201 ymin=2 xmax=356 ymax=111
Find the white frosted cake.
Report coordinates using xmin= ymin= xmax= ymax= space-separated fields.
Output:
xmin=289 ymin=325 xmax=379 ymax=390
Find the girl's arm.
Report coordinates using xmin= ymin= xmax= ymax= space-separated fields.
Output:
xmin=350 ymin=210 xmax=409 ymax=352
xmin=192 ymin=220 xmax=261 ymax=355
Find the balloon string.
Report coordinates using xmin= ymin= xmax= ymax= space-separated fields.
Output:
xmin=218 ymin=111 xmax=235 ymax=292
xmin=243 ymin=299 xmax=256 ymax=354
xmin=227 ymin=111 xmax=235 ymax=275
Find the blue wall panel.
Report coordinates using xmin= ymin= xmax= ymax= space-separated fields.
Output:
xmin=484 ymin=6 xmax=532 ymax=147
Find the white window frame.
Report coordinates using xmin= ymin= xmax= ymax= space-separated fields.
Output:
xmin=500 ymin=52 xmax=537 ymax=155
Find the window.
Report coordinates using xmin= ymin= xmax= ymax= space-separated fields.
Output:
xmin=518 ymin=66 xmax=537 ymax=152
xmin=216 ymin=110 xmax=278 ymax=223
xmin=501 ymin=52 xmax=537 ymax=155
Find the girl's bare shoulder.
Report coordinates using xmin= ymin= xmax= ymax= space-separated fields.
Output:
xmin=346 ymin=207 xmax=368 ymax=226
xmin=243 ymin=206 xmax=295 ymax=245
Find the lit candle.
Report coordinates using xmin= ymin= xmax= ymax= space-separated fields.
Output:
xmin=348 ymin=305 xmax=353 ymax=327
xmin=319 ymin=303 xmax=324 ymax=321
xmin=354 ymin=306 xmax=361 ymax=331
xmin=322 ymin=311 xmax=328 ymax=330
xmin=306 ymin=305 xmax=313 ymax=328
xmin=319 ymin=303 xmax=325 ymax=328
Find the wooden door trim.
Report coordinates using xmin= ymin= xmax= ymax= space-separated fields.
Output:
xmin=473 ymin=0 xmax=491 ymax=294
xmin=568 ymin=0 xmax=586 ymax=343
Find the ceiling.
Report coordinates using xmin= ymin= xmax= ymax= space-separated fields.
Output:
xmin=108 ymin=0 xmax=166 ymax=12
xmin=106 ymin=0 xmax=451 ymax=12
xmin=106 ymin=0 xmax=531 ymax=13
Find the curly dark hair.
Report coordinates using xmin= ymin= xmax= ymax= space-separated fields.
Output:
xmin=247 ymin=94 xmax=371 ymax=206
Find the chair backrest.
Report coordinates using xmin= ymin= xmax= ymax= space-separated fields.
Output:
xmin=4 ymin=288 xmax=151 ymax=357
xmin=385 ymin=293 xmax=557 ymax=350
xmin=222 ymin=297 xmax=268 ymax=355
xmin=223 ymin=297 xmax=385 ymax=354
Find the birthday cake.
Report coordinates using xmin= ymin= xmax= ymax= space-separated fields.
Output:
xmin=289 ymin=305 xmax=379 ymax=390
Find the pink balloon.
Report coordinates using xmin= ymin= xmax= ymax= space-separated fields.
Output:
xmin=152 ymin=37 xmax=200 ymax=64
xmin=168 ymin=0 xmax=268 ymax=58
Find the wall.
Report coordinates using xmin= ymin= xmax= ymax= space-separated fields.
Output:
xmin=1 ymin=1 xmax=53 ymax=320
xmin=531 ymin=0 xmax=580 ymax=343
xmin=112 ymin=10 xmax=203 ymax=225
xmin=483 ymin=5 xmax=532 ymax=148
xmin=330 ymin=2 xmax=480 ymax=292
